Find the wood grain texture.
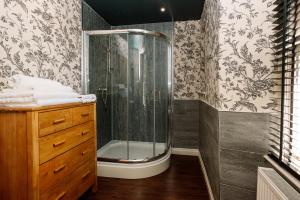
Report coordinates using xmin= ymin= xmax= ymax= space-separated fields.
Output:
xmin=0 ymin=102 xmax=95 ymax=112
xmin=0 ymin=112 xmax=28 ymax=200
xmin=27 ymin=111 xmax=40 ymax=200
xmin=38 ymin=108 xmax=73 ymax=137
xmin=0 ymin=103 xmax=97 ymax=200
xmin=39 ymin=121 xmax=94 ymax=164
xmin=39 ymin=139 xmax=95 ymax=193
xmin=92 ymin=103 xmax=98 ymax=193
xmin=83 ymin=155 xmax=210 ymax=200
xmin=72 ymin=105 xmax=94 ymax=126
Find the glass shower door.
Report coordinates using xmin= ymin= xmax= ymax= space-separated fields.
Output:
xmin=127 ymin=34 xmax=155 ymax=161
xmin=109 ymin=34 xmax=129 ymax=160
xmin=154 ymin=37 xmax=169 ymax=156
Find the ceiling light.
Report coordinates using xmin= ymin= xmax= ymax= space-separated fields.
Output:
xmin=160 ymin=7 xmax=166 ymax=13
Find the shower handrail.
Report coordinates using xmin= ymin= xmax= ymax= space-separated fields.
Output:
xmin=83 ymin=29 xmax=170 ymax=42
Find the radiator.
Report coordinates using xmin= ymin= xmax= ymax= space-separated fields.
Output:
xmin=257 ymin=167 xmax=293 ymax=200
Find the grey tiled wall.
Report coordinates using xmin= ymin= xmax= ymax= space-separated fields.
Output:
xmin=199 ymin=101 xmax=270 ymax=200
xmin=172 ymin=100 xmax=200 ymax=148
xmin=82 ymin=1 xmax=112 ymax=149
xmin=219 ymin=112 xmax=270 ymax=199
xmin=82 ymin=1 xmax=111 ymax=31
xmin=199 ymin=100 xmax=220 ymax=200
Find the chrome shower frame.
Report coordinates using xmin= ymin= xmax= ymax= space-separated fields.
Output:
xmin=81 ymin=29 xmax=173 ymax=163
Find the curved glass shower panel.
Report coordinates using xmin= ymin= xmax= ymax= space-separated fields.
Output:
xmin=83 ymin=29 xmax=171 ymax=163
xmin=154 ymin=37 xmax=169 ymax=156
xmin=88 ymin=35 xmax=112 ymax=152
xmin=128 ymin=34 xmax=155 ymax=160
xmin=110 ymin=34 xmax=129 ymax=160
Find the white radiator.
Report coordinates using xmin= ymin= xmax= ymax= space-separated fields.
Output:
xmin=257 ymin=167 xmax=299 ymax=200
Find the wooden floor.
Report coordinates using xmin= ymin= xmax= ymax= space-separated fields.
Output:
xmin=82 ymin=155 xmax=210 ymax=200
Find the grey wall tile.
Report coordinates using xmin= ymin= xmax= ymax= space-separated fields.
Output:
xmin=199 ymin=100 xmax=219 ymax=142
xmin=220 ymin=184 xmax=256 ymax=200
xmin=172 ymin=100 xmax=199 ymax=148
xmin=82 ymin=1 xmax=111 ymax=30
xmin=219 ymin=112 xmax=270 ymax=153
xmin=200 ymin=133 xmax=220 ymax=200
xmin=82 ymin=1 xmax=112 ymax=149
xmin=199 ymin=100 xmax=220 ymax=200
xmin=220 ymin=148 xmax=269 ymax=191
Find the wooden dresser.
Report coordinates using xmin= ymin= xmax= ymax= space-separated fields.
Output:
xmin=0 ymin=103 xmax=97 ymax=200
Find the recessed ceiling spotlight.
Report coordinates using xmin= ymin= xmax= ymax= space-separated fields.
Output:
xmin=160 ymin=7 xmax=166 ymax=13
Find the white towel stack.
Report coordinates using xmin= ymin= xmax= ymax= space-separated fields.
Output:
xmin=0 ymin=75 xmax=96 ymax=107
xmin=79 ymin=94 xmax=97 ymax=103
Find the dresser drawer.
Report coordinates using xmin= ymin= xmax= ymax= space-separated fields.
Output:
xmin=40 ymin=161 xmax=95 ymax=200
xmin=39 ymin=121 xmax=94 ymax=164
xmin=72 ymin=105 xmax=94 ymax=126
xmin=69 ymin=161 xmax=95 ymax=199
xmin=39 ymin=108 xmax=73 ymax=137
xmin=39 ymin=139 xmax=95 ymax=193
xmin=40 ymin=182 xmax=70 ymax=200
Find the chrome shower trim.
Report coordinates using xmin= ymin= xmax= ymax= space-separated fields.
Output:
xmin=84 ymin=29 xmax=170 ymax=42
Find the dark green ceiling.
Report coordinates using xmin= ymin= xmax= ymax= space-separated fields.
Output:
xmin=84 ymin=0 xmax=205 ymax=26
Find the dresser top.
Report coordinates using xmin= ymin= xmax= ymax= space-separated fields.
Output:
xmin=0 ymin=102 xmax=95 ymax=112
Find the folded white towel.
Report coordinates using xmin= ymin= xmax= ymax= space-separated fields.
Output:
xmin=1 ymin=98 xmax=81 ymax=107
xmin=0 ymin=97 xmax=35 ymax=104
xmin=80 ymin=94 xmax=97 ymax=103
xmin=10 ymin=75 xmax=74 ymax=93
xmin=0 ymin=90 xmax=79 ymax=99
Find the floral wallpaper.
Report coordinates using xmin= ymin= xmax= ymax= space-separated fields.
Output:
xmin=173 ymin=20 xmax=205 ymax=100
xmin=200 ymin=0 xmax=220 ymax=107
xmin=0 ymin=0 xmax=82 ymax=91
xmin=218 ymin=0 xmax=276 ymax=112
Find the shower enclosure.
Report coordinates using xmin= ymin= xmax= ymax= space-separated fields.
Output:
xmin=82 ymin=29 xmax=172 ymax=167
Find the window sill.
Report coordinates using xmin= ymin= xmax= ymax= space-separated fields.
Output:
xmin=264 ymin=155 xmax=300 ymax=193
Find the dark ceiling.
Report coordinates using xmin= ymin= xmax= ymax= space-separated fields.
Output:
xmin=84 ymin=0 xmax=205 ymax=26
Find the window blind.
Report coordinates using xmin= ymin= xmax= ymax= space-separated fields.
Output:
xmin=270 ymin=0 xmax=300 ymax=177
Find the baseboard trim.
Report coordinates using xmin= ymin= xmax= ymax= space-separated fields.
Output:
xmin=198 ymin=151 xmax=215 ymax=200
xmin=171 ymin=148 xmax=199 ymax=156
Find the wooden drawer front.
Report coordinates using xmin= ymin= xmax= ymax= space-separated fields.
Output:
xmin=39 ymin=121 xmax=94 ymax=164
xmin=40 ymin=182 xmax=70 ymax=200
xmin=72 ymin=105 xmax=94 ymax=126
xmin=69 ymin=161 xmax=95 ymax=199
xmin=40 ymin=161 xmax=95 ymax=200
xmin=39 ymin=108 xmax=72 ymax=137
xmin=39 ymin=139 xmax=95 ymax=193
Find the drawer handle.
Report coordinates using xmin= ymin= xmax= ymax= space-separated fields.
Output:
xmin=53 ymin=118 xmax=66 ymax=125
xmin=53 ymin=140 xmax=66 ymax=147
xmin=81 ymin=130 xmax=90 ymax=136
xmin=81 ymin=150 xmax=89 ymax=156
xmin=81 ymin=170 xmax=91 ymax=180
xmin=81 ymin=112 xmax=90 ymax=117
xmin=55 ymin=191 xmax=66 ymax=200
xmin=53 ymin=164 xmax=66 ymax=174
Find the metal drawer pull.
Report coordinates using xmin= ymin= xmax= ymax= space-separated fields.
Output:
xmin=53 ymin=118 xmax=66 ymax=124
xmin=53 ymin=164 xmax=66 ymax=174
xmin=81 ymin=150 xmax=89 ymax=156
xmin=81 ymin=130 xmax=89 ymax=136
xmin=81 ymin=112 xmax=90 ymax=117
xmin=81 ymin=170 xmax=91 ymax=180
xmin=53 ymin=140 xmax=66 ymax=147
xmin=55 ymin=191 xmax=66 ymax=200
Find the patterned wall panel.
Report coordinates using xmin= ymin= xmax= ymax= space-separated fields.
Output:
xmin=0 ymin=0 xmax=82 ymax=91
xmin=200 ymin=0 xmax=220 ymax=107
xmin=173 ymin=20 xmax=205 ymax=100
xmin=218 ymin=0 xmax=276 ymax=112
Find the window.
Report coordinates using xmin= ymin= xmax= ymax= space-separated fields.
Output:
xmin=270 ymin=0 xmax=300 ymax=178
